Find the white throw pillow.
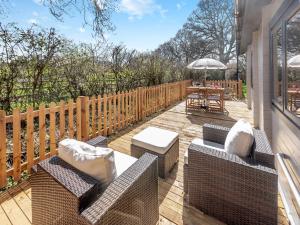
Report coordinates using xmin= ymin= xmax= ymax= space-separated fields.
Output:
xmin=224 ymin=119 xmax=254 ymax=157
xmin=58 ymin=139 xmax=116 ymax=185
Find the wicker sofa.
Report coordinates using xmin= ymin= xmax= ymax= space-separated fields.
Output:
xmin=31 ymin=136 xmax=159 ymax=225
xmin=184 ymin=124 xmax=278 ymax=225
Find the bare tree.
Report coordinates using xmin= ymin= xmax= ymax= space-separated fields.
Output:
xmin=110 ymin=45 xmax=136 ymax=92
xmin=20 ymin=26 xmax=63 ymax=107
xmin=38 ymin=0 xmax=117 ymax=37
xmin=174 ymin=28 xmax=212 ymax=64
xmin=0 ymin=0 xmax=117 ymax=37
xmin=185 ymin=0 xmax=235 ymax=63
xmin=0 ymin=23 xmax=24 ymax=111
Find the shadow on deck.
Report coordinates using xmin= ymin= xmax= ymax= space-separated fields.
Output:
xmin=0 ymin=101 xmax=288 ymax=225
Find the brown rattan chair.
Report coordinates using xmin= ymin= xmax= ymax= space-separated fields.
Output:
xmin=31 ymin=136 xmax=159 ymax=225
xmin=184 ymin=124 xmax=278 ymax=225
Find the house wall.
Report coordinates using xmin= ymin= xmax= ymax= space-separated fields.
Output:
xmin=245 ymin=46 xmax=252 ymax=109
xmin=245 ymin=0 xmax=300 ymax=223
xmin=246 ymin=0 xmax=283 ymax=139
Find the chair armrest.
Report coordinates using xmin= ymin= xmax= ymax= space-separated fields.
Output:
xmin=35 ymin=156 xmax=102 ymax=212
xmin=188 ymin=143 xmax=277 ymax=193
xmin=203 ymin=123 xmax=230 ymax=145
xmin=81 ymin=153 xmax=159 ymax=225
xmin=253 ymin=129 xmax=275 ymax=168
xmin=86 ymin=135 xmax=108 ymax=148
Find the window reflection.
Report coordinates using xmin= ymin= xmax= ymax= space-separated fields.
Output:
xmin=286 ymin=10 xmax=300 ymax=117
xmin=273 ymin=28 xmax=283 ymax=106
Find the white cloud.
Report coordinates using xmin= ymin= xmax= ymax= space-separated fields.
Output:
xmin=120 ymin=0 xmax=167 ymax=20
xmin=32 ymin=11 xmax=39 ymax=17
xmin=176 ymin=3 xmax=182 ymax=10
xmin=79 ymin=27 xmax=85 ymax=33
xmin=159 ymin=7 xmax=168 ymax=18
xmin=33 ymin=0 xmax=43 ymax=5
xmin=28 ymin=18 xmax=38 ymax=24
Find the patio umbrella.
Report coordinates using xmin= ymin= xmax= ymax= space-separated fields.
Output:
xmin=287 ymin=55 xmax=300 ymax=69
xmin=187 ymin=58 xmax=227 ymax=84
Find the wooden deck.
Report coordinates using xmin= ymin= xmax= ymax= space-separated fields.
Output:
xmin=0 ymin=100 xmax=289 ymax=225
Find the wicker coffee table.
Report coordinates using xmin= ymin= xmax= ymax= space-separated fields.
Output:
xmin=131 ymin=127 xmax=179 ymax=178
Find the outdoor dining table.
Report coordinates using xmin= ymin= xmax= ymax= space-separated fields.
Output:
xmin=186 ymin=86 xmax=225 ymax=113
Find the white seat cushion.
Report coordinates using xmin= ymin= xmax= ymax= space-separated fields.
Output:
xmin=132 ymin=127 xmax=179 ymax=154
xmin=114 ymin=151 xmax=137 ymax=177
xmin=224 ymin=119 xmax=254 ymax=157
xmin=184 ymin=138 xmax=225 ymax=164
xmin=58 ymin=139 xmax=116 ymax=185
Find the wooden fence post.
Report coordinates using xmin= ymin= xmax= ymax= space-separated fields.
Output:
xmin=135 ymin=90 xmax=138 ymax=122
xmin=39 ymin=104 xmax=46 ymax=160
xmin=137 ymin=87 xmax=142 ymax=120
xmin=59 ymin=100 xmax=65 ymax=140
xmin=108 ymin=94 xmax=112 ymax=135
xmin=164 ymin=84 xmax=167 ymax=108
xmin=26 ymin=106 xmax=34 ymax=174
xmin=91 ymin=96 xmax=96 ymax=137
xmin=49 ymin=102 xmax=56 ymax=156
xmin=0 ymin=110 xmax=6 ymax=188
xmin=13 ymin=108 xmax=21 ymax=181
xmin=68 ymin=99 xmax=74 ymax=139
xmin=98 ymin=95 xmax=102 ymax=135
xmin=80 ymin=96 xmax=89 ymax=140
xmin=103 ymin=94 xmax=107 ymax=136
xmin=238 ymin=80 xmax=243 ymax=99
xmin=179 ymin=82 xmax=183 ymax=100
xmin=76 ymin=98 xmax=82 ymax=141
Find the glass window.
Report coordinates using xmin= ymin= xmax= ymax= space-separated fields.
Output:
xmin=286 ymin=10 xmax=300 ymax=118
xmin=272 ymin=28 xmax=283 ymax=106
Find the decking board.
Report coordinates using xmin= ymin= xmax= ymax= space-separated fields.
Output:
xmin=0 ymin=101 xmax=289 ymax=225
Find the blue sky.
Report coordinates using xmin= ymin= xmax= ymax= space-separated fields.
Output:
xmin=1 ymin=0 xmax=199 ymax=51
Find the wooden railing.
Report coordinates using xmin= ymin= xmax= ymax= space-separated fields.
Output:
xmin=0 ymin=80 xmax=192 ymax=188
xmin=204 ymin=80 xmax=243 ymax=99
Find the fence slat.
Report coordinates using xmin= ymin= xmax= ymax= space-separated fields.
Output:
xmin=59 ymin=100 xmax=65 ymax=140
xmin=121 ymin=92 xmax=125 ymax=128
xmin=103 ymin=94 xmax=107 ymax=136
xmin=0 ymin=110 xmax=7 ymax=188
xmin=50 ymin=102 xmax=56 ymax=156
xmin=13 ymin=108 xmax=21 ymax=181
xmin=135 ymin=90 xmax=138 ymax=122
xmin=76 ymin=98 xmax=82 ymax=141
xmin=68 ymin=99 xmax=74 ymax=138
xmin=26 ymin=107 xmax=34 ymax=173
xmin=81 ymin=96 xmax=89 ymax=140
xmin=113 ymin=94 xmax=117 ymax=131
xmin=91 ymin=96 xmax=96 ymax=137
xmin=108 ymin=94 xmax=112 ymax=135
xmin=128 ymin=91 xmax=132 ymax=124
xmin=97 ymin=96 xmax=102 ymax=135
xmin=118 ymin=93 xmax=121 ymax=130
xmin=39 ymin=104 xmax=46 ymax=160
xmin=125 ymin=92 xmax=129 ymax=126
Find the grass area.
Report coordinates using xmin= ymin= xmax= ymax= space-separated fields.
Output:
xmin=242 ymin=82 xmax=247 ymax=98
xmin=0 ymin=172 xmax=29 ymax=193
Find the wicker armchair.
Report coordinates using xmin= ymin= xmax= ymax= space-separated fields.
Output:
xmin=184 ymin=124 xmax=278 ymax=225
xmin=31 ymin=136 xmax=159 ymax=225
